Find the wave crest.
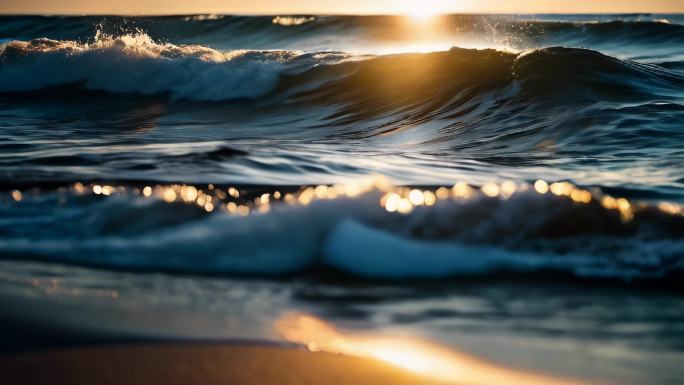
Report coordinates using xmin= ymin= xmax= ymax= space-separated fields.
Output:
xmin=4 ymin=34 xmax=682 ymax=105
xmin=0 ymin=33 xmax=301 ymax=100
xmin=1 ymin=182 xmax=683 ymax=283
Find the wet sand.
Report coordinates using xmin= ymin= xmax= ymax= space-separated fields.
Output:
xmin=0 ymin=344 xmax=447 ymax=385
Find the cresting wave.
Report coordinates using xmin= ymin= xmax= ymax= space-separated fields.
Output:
xmin=1 ymin=15 xmax=684 ymax=54
xmin=2 ymin=32 xmax=684 ymax=195
xmin=2 ymin=33 xmax=683 ymax=104
xmin=0 ymin=34 xmax=303 ymax=101
xmin=1 ymin=180 xmax=683 ymax=283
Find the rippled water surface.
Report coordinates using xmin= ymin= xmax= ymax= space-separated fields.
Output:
xmin=1 ymin=13 xmax=684 ymax=385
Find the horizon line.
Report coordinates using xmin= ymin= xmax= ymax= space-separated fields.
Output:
xmin=1 ymin=11 xmax=683 ymax=17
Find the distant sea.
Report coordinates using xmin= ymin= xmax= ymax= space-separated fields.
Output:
xmin=1 ymin=14 xmax=683 ymax=385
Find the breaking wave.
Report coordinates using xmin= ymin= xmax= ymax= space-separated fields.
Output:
xmin=2 ymin=32 xmax=683 ymax=193
xmin=0 ymin=34 xmax=300 ymax=101
xmin=1 ymin=183 xmax=682 ymax=283
xmin=1 ymin=14 xmax=684 ymax=55
xmin=2 ymin=33 xmax=683 ymax=104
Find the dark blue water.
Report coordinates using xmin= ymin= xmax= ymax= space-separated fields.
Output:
xmin=1 ymin=14 xmax=684 ymax=385
xmin=1 ymin=14 xmax=684 ymax=192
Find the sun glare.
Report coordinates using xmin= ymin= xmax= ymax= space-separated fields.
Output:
xmin=276 ymin=313 xmax=591 ymax=385
xmin=399 ymin=0 xmax=450 ymax=20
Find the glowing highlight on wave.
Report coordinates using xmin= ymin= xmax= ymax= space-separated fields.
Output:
xmin=7 ymin=176 xmax=682 ymax=224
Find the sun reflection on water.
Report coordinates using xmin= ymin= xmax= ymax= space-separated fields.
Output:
xmin=276 ymin=313 xmax=590 ymax=385
xmin=4 ymin=176 xmax=683 ymax=223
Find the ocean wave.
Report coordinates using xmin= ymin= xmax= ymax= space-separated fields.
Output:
xmin=282 ymin=46 xmax=684 ymax=128
xmin=1 ymin=181 xmax=682 ymax=283
xmin=2 ymin=15 xmax=684 ymax=52
xmin=2 ymin=36 xmax=683 ymax=190
xmin=0 ymin=34 xmax=302 ymax=101
xmin=3 ymin=34 xmax=682 ymax=105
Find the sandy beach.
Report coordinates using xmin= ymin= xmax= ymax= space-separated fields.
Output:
xmin=0 ymin=344 xmax=447 ymax=385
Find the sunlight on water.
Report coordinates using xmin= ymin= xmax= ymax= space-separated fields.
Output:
xmin=7 ymin=176 xmax=682 ymax=223
xmin=276 ymin=313 xmax=590 ymax=385
xmin=272 ymin=16 xmax=316 ymax=26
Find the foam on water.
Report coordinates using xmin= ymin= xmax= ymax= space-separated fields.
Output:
xmin=1 ymin=181 xmax=682 ymax=282
xmin=2 ymin=14 xmax=684 ymax=58
xmin=3 ymin=33 xmax=683 ymax=103
xmin=0 ymin=33 xmax=296 ymax=100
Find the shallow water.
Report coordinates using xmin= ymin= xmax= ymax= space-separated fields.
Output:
xmin=1 ymin=13 xmax=683 ymax=385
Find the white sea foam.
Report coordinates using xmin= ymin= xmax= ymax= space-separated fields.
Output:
xmin=272 ymin=16 xmax=316 ymax=26
xmin=0 ymin=188 xmax=681 ymax=281
xmin=0 ymin=33 xmax=297 ymax=101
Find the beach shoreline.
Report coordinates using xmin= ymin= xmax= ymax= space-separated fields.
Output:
xmin=0 ymin=343 xmax=447 ymax=385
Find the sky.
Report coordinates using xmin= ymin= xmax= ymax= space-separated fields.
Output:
xmin=1 ymin=0 xmax=683 ymax=15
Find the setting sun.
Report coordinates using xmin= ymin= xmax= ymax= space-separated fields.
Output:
xmin=399 ymin=0 xmax=450 ymax=20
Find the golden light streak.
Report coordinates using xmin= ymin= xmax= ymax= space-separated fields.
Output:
xmin=26 ymin=179 xmax=681 ymax=224
xmin=276 ymin=313 xmax=590 ymax=385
